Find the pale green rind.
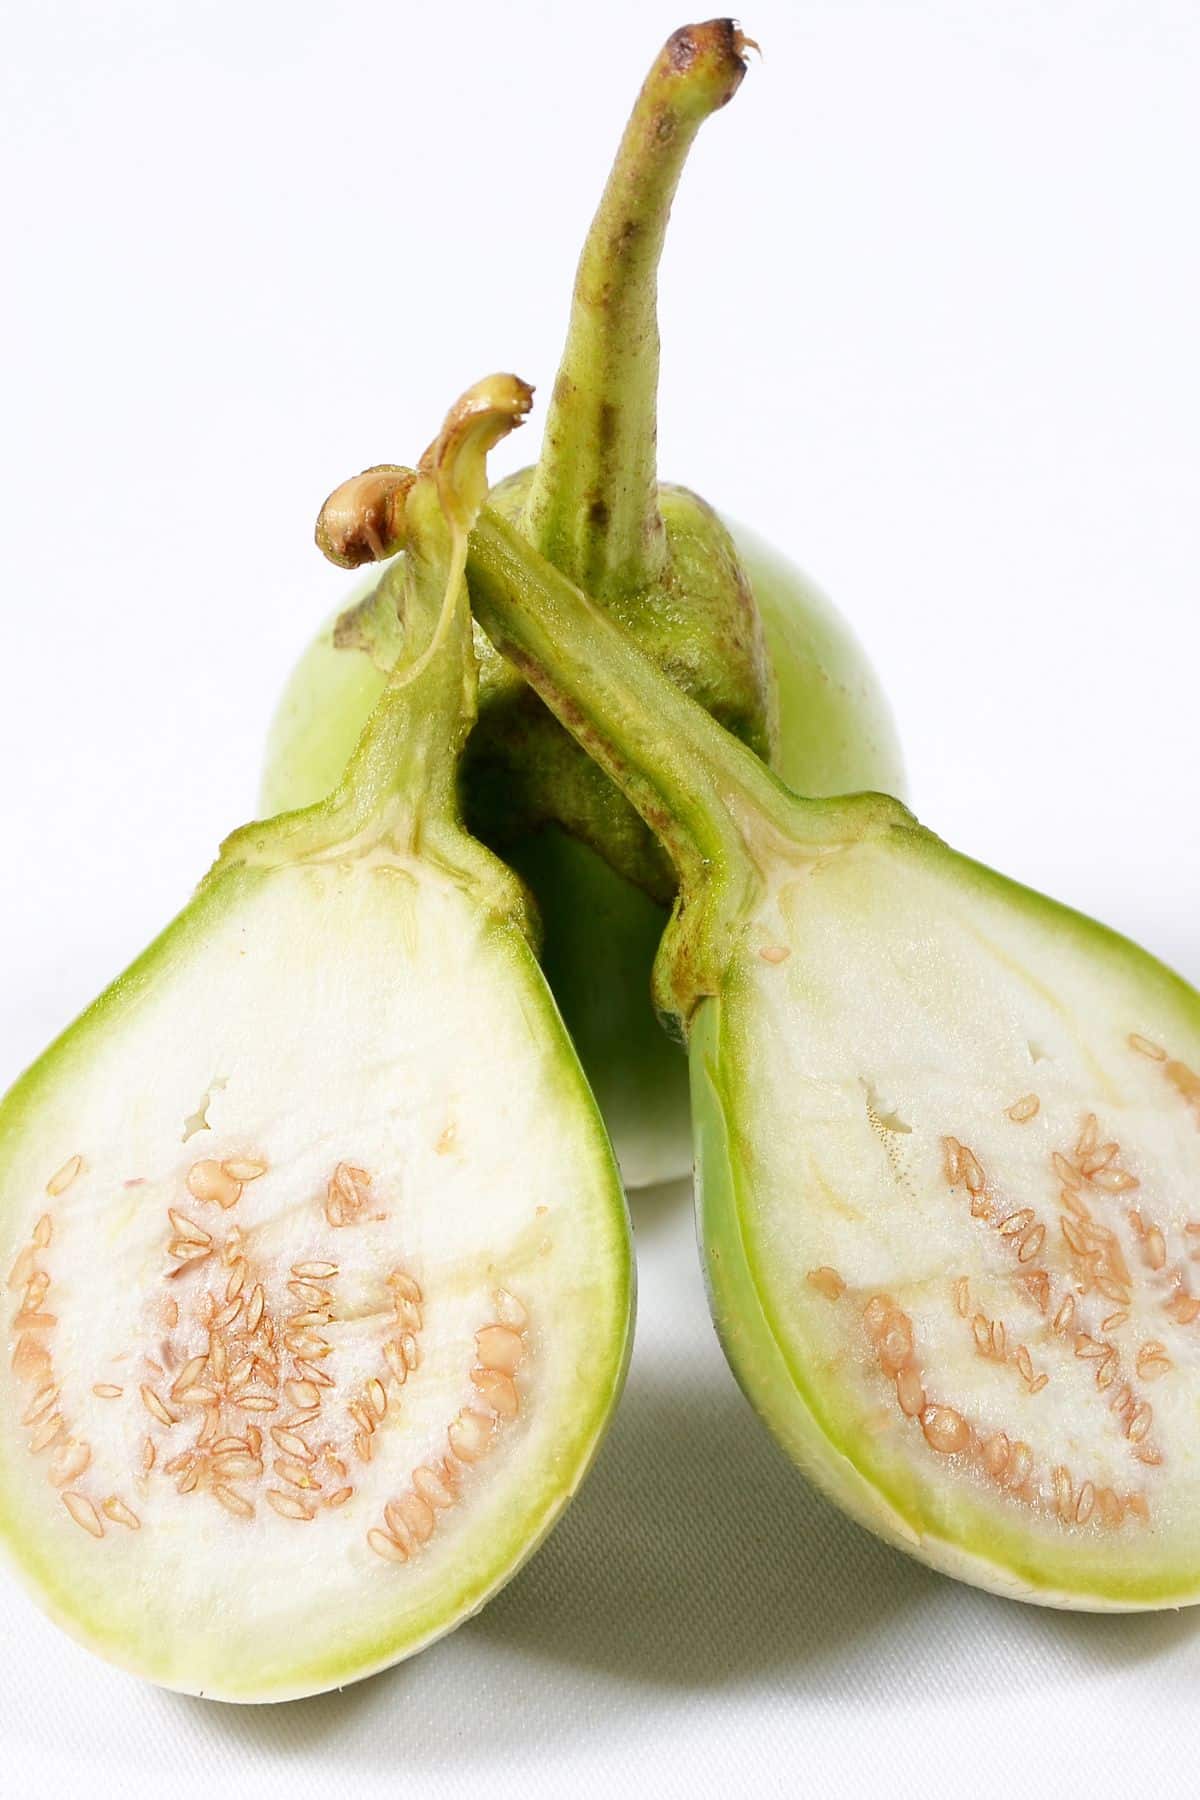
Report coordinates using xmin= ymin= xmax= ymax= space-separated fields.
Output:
xmin=0 ymin=847 xmax=634 ymax=1700
xmin=694 ymin=822 xmax=1200 ymax=1610
xmin=733 ymin=521 xmax=906 ymax=804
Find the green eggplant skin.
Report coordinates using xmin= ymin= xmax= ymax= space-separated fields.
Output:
xmin=260 ymin=504 xmax=905 ymax=1189
xmin=260 ymin=569 xmax=395 ymax=818
xmin=737 ymin=521 xmax=904 ymax=804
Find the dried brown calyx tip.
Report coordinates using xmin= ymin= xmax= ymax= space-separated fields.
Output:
xmin=313 ymin=376 xmax=531 ymax=574
xmin=665 ymin=19 xmax=758 ymax=107
xmin=315 ymin=466 xmax=415 ymax=569
xmin=423 ymin=374 xmax=534 ymax=537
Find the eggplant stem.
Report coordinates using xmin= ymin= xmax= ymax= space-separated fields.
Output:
xmin=521 ymin=20 xmax=752 ymax=601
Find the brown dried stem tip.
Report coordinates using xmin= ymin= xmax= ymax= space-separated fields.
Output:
xmin=666 ymin=18 xmax=757 ymax=89
xmin=423 ymin=374 xmax=535 ymax=538
xmin=315 ymin=466 xmax=415 ymax=569
xmin=314 ymin=377 xmax=534 ymax=573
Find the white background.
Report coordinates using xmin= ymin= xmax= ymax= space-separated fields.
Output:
xmin=1 ymin=1 xmax=1197 ymax=1793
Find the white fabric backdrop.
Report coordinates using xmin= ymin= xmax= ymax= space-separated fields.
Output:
xmin=1 ymin=1 xmax=1197 ymax=1792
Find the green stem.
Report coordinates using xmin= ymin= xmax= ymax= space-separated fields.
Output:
xmin=472 ymin=507 xmax=776 ymax=873
xmin=521 ymin=20 xmax=751 ymax=600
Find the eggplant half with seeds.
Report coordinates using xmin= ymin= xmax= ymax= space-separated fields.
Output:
xmin=0 ymin=379 xmax=632 ymax=1700
xmin=326 ymin=387 xmax=1200 ymax=1609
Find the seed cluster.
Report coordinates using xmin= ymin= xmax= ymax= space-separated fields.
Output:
xmin=149 ymin=1158 xmax=279 ymax=1515
xmin=944 ymin=1136 xmax=1048 ymax=1269
xmin=854 ymin=1282 xmax=1148 ymax=1529
xmin=1051 ymin=1105 xmax=1200 ymax=1399
xmin=347 ymin=1271 xmax=423 ymax=1467
xmin=367 ymin=1288 xmax=529 ymax=1566
xmin=953 ymin=1279 xmax=1048 ymax=1395
xmin=797 ymin=1084 xmax=1200 ymax=1530
xmin=1121 ymin=1209 xmax=1199 ymax=1328
xmin=8 ymin=1159 xmax=141 ymax=1539
xmin=10 ymin=1147 xmax=539 ymax=1556
xmin=141 ymin=1155 xmax=431 ymax=1524
xmin=946 ymin=1128 xmax=1163 ymax=1470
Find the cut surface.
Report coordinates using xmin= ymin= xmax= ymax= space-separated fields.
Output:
xmin=696 ymin=822 xmax=1200 ymax=1606
xmin=0 ymin=848 xmax=631 ymax=1698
